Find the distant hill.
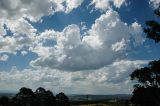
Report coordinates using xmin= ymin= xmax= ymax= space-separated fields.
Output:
xmin=0 ymin=93 xmax=15 ymax=97
xmin=69 ymin=94 xmax=132 ymax=101
xmin=0 ymin=92 xmax=132 ymax=101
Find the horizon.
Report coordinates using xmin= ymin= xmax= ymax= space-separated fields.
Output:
xmin=0 ymin=89 xmax=132 ymax=95
xmin=0 ymin=0 xmax=160 ymax=94
xmin=0 ymin=89 xmax=132 ymax=96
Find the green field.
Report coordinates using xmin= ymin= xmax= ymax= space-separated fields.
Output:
xmin=69 ymin=94 xmax=133 ymax=106
xmin=70 ymin=99 xmax=134 ymax=106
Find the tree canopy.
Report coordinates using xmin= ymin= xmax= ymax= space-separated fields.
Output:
xmin=144 ymin=6 xmax=160 ymax=43
xmin=0 ymin=87 xmax=70 ymax=106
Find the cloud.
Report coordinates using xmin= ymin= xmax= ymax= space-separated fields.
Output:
xmin=6 ymin=18 xmax=37 ymax=36
xmin=0 ymin=0 xmax=152 ymax=95
xmin=0 ymin=67 xmax=73 ymax=93
xmin=21 ymin=51 xmax=28 ymax=56
xmin=0 ymin=17 xmax=38 ymax=54
xmin=30 ymin=10 xmax=144 ymax=71
xmin=0 ymin=0 xmax=53 ymax=21
xmin=0 ymin=54 xmax=8 ymax=61
xmin=0 ymin=0 xmax=84 ymax=22
xmin=63 ymin=0 xmax=84 ymax=13
xmin=90 ymin=0 xmax=126 ymax=11
xmin=114 ymin=0 xmax=126 ymax=8
xmin=0 ymin=60 xmax=148 ymax=94
xmin=149 ymin=0 xmax=160 ymax=8
xmin=0 ymin=0 xmax=143 ymax=72
xmin=111 ymin=38 xmax=127 ymax=52
xmin=0 ymin=26 xmax=36 ymax=55
xmin=0 ymin=0 xmax=84 ymax=56
xmin=0 ymin=21 xmax=6 ymax=36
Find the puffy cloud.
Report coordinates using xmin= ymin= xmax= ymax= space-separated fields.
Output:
xmin=91 ymin=0 xmax=111 ymax=11
xmin=129 ymin=22 xmax=144 ymax=46
xmin=0 ymin=67 xmax=72 ymax=93
xmin=0 ymin=21 xmax=6 ymax=36
xmin=0 ymin=0 xmax=84 ymax=55
xmin=0 ymin=60 xmax=148 ymax=94
xmin=0 ymin=0 xmax=143 ymax=72
xmin=30 ymin=10 xmax=144 ymax=71
xmin=0 ymin=33 xmax=35 ymax=54
xmin=0 ymin=17 xmax=38 ymax=55
xmin=6 ymin=18 xmax=37 ymax=36
xmin=0 ymin=0 xmax=149 ymax=94
xmin=114 ymin=0 xmax=126 ymax=8
xmin=70 ymin=60 xmax=148 ymax=84
xmin=67 ymin=59 xmax=148 ymax=94
xmin=21 ymin=51 xmax=28 ymax=56
xmin=111 ymin=39 xmax=127 ymax=52
xmin=0 ymin=0 xmax=53 ymax=21
xmin=63 ymin=0 xmax=84 ymax=13
xmin=90 ymin=0 xmax=126 ymax=11
xmin=0 ymin=0 xmax=84 ymax=21
xmin=0 ymin=36 xmax=17 ymax=54
xmin=0 ymin=54 xmax=8 ymax=61
xmin=149 ymin=0 xmax=160 ymax=8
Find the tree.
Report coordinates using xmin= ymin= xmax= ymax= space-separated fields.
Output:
xmin=0 ymin=87 xmax=69 ymax=106
xmin=34 ymin=87 xmax=56 ymax=106
xmin=13 ymin=87 xmax=35 ymax=106
xmin=130 ymin=7 xmax=160 ymax=106
xmin=0 ymin=96 xmax=9 ymax=106
xmin=45 ymin=90 xmax=56 ymax=105
xmin=131 ymin=61 xmax=160 ymax=106
xmin=16 ymin=87 xmax=34 ymax=98
xmin=144 ymin=6 xmax=160 ymax=43
xmin=56 ymin=92 xmax=70 ymax=106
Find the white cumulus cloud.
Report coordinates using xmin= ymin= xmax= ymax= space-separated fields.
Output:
xmin=0 ymin=0 xmax=84 ymax=21
xmin=0 ymin=60 xmax=148 ymax=94
xmin=0 ymin=0 xmax=84 ymax=56
xmin=90 ymin=0 xmax=126 ymax=11
xmin=149 ymin=0 xmax=160 ymax=8
xmin=0 ymin=54 xmax=8 ymax=61
xmin=30 ymin=10 xmax=144 ymax=71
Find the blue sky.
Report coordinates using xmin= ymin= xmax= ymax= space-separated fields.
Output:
xmin=0 ymin=0 xmax=160 ymax=94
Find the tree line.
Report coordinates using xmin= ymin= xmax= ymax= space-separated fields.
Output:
xmin=0 ymin=87 xmax=69 ymax=106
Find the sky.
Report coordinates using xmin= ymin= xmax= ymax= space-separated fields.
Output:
xmin=0 ymin=0 xmax=160 ymax=94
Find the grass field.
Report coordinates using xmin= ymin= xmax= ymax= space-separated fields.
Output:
xmin=70 ymin=99 xmax=133 ymax=106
